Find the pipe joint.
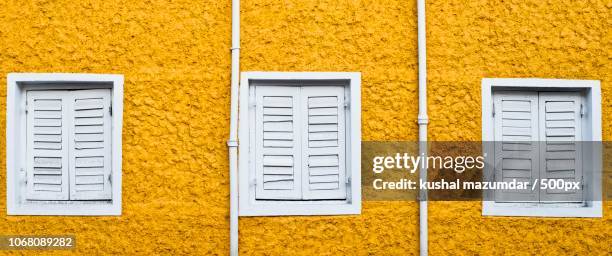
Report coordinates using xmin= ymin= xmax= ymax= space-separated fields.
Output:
xmin=417 ymin=117 xmax=429 ymax=125
xmin=227 ymin=140 xmax=238 ymax=147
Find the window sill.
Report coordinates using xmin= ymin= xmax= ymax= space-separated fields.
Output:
xmin=482 ymin=201 xmax=602 ymax=218
xmin=8 ymin=200 xmax=120 ymax=216
xmin=239 ymin=200 xmax=360 ymax=216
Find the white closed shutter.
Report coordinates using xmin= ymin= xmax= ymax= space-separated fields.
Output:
xmin=254 ymin=85 xmax=302 ymax=200
xmin=493 ymin=91 xmax=539 ymax=202
xmin=301 ymin=86 xmax=346 ymax=200
xmin=538 ymin=92 xmax=583 ymax=202
xmin=69 ymin=89 xmax=113 ymax=200
xmin=26 ymin=90 xmax=70 ymax=200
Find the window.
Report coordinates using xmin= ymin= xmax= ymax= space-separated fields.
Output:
xmin=238 ymin=72 xmax=361 ymax=216
xmin=482 ymin=78 xmax=602 ymax=217
xmin=7 ymin=73 xmax=123 ymax=215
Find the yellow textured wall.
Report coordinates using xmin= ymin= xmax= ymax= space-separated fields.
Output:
xmin=242 ymin=0 xmax=610 ymax=255
xmin=0 ymin=0 xmax=233 ymax=254
xmin=240 ymin=0 xmax=420 ymax=255
xmin=426 ymin=1 xmax=611 ymax=255
xmin=0 ymin=0 xmax=609 ymax=255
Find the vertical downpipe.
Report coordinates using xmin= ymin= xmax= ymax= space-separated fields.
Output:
xmin=229 ymin=0 xmax=240 ymax=255
xmin=417 ymin=0 xmax=429 ymax=255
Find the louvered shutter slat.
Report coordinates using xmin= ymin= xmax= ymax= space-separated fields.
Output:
xmin=69 ymin=89 xmax=112 ymax=200
xmin=538 ymin=92 xmax=583 ymax=202
xmin=254 ymin=86 xmax=302 ymax=199
xmin=26 ymin=91 xmax=70 ymax=200
xmin=493 ymin=91 xmax=539 ymax=202
xmin=301 ymin=86 xmax=347 ymax=200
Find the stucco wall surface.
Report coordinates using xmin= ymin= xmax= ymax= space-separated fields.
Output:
xmin=425 ymin=1 xmax=611 ymax=255
xmin=0 ymin=0 xmax=233 ymax=254
xmin=0 ymin=0 xmax=609 ymax=255
xmin=239 ymin=0 xmax=420 ymax=255
xmin=242 ymin=0 xmax=610 ymax=255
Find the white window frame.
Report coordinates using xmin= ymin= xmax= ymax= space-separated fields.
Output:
xmin=7 ymin=73 xmax=123 ymax=216
xmin=481 ymin=78 xmax=602 ymax=218
xmin=238 ymin=72 xmax=361 ymax=216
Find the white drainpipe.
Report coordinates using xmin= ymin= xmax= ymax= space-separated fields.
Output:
xmin=229 ymin=0 xmax=240 ymax=255
xmin=417 ymin=0 xmax=429 ymax=255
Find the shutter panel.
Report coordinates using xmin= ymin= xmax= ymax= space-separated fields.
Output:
xmin=26 ymin=90 xmax=70 ymax=200
xmin=493 ymin=91 xmax=539 ymax=202
xmin=301 ymin=86 xmax=347 ymax=200
xmin=538 ymin=92 xmax=583 ymax=202
xmin=69 ymin=89 xmax=112 ymax=200
xmin=254 ymin=85 xmax=302 ymax=199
